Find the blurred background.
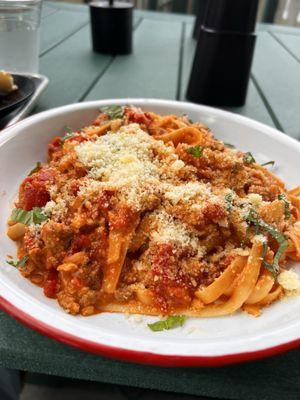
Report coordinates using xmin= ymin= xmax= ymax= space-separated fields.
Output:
xmin=52 ymin=0 xmax=300 ymax=27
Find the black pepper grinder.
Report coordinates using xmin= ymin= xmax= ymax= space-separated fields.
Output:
xmin=192 ymin=0 xmax=209 ymax=40
xmin=89 ymin=0 xmax=133 ymax=55
xmin=187 ymin=0 xmax=259 ymax=107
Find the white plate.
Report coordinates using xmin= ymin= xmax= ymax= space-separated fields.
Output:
xmin=0 ymin=99 xmax=299 ymax=367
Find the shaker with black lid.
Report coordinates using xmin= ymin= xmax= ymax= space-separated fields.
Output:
xmin=89 ymin=0 xmax=133 ymax=55
xmin=187 ymin=0 xmax=259 ymax=107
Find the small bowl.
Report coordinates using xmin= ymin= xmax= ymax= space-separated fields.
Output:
xmin=0 ymin=74 xmax=35 ymax=119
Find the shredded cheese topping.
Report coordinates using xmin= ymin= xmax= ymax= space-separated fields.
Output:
xmin=278 ymin=270 xmax=300 ymax=296
xmin=149 ymin=209 xmax=205 ymax=256
xmin=74 ymin=124 xmax=224 ymax=214
xmin=70 ymin=123 xmax=228 ymax=254
xmin=75 ymin=124 xmax=163 ymax=210
xmin=163 ymin=182 xmax=217 ymax=206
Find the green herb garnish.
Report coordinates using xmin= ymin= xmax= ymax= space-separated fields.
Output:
xmin=100 ymin=105 xmax=124 ymax=120
xmin=278 ymin=194 xmax=291 ymax=220
xmin=261 ymin=161 xmax=275 ymax=167
xmin=224 ymin=192 xmax=234 ymax=211
xmin=260 ymin=241 xmax=276 ymax=276
xmin=261 ymin=241 xmax=268 ymax=261
xmin=7 ymin=255 xmax=29 ymax=269
xmin=245 ymin=209 xmax=288 ymax=277
xmin=148 ymin=315 xmax=186 ymax=332
xmin=243 ymin=152 xmax=256 ymax=164
xmin=181 ymin=114 xmax=193 ymax=123
xmin=186 ymin=145 xmax=203 ymax=158
xmin=28 ymin=161 xmax=42 ymax=176
xmin=11 ymin=207 xmax=48 ymax=226
xmin=224 ymin=143 xmax=235 ymax=149
xmin=61 ymin=126 xmax=74 ymax=143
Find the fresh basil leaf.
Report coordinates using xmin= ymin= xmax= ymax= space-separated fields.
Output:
xmin=7 ymin=255 xmax=29 ymax=269
xmin=261 ymin=161 xmax=275 ymax=167
xmin=61 ymin=126 xmax=74 ymax=143
xmin=100 ymin=105 xmax=124 ymax=120
xmin=186 ymin=145 xmax=203 ymax=158
xmin=148 ymin=320 xmax=167 ymax=332
xmin=64 ymin=126 xmax=73 ymax=134
xmin=278 ymin=194 xmax=291 ymax=220
xmin=272 ymin=239 xmax=288 ymax=274
xmin=6 ymin=260 xmax=18 ymax=267
xmin=164 ymin=315 xmax=186 ymax=329
xmin=224 ymin=142 xmax=235 ymax=149
xmin=243 ymin=152 xmax=256 ymax=164
xmin=261 ymin=242 xmax=276 ymax=278
xmin=245 ymin=209 xmax=288 ymax=276
xmin=148 ymin=315 xmax=186 ymax=332
xmin=262 ymin=241 xmax=268 ymax=260
xmin=28 ymin=161 xmax=42 ymax=176
xmin=11 ymin=207 xmax=48 ymax=226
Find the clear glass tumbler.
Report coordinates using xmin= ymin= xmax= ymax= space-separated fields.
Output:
xmin=0 ymin=0 xmax=42 ymax=73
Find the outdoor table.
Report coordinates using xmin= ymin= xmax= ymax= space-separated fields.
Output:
xmin=0 ymin=2 xmax=300 ymax=399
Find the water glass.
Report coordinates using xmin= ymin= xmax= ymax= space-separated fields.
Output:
xmin=0 ymin=0 xmax=42 ymax=74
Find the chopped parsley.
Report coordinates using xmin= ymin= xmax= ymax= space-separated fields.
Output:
xmin=243 ymin=152 xmax=256 ymax=164
xmin=278 ymin=194 xmax=291 ymax=220
xmin=245 ymin=209 xmax=288 ymax=277
xmin=148 ymin=315 xmax=186 ymax=332
xmin=100 ymin=105 xmax=124 ymax=120
xmin=186 ymin=145 xmax=203 ymax=158
xmin=61 ymin=126 xmax=75 ymax=143
xmin=28 ymin=161 xmax=42 ymax=176
xmin=11 ymin=207 xmax=48 ymax=226
xmin=261 ymin=161 xmax=275 ymax=167
xmin=7 ymin=255 xmax=29 ymax=269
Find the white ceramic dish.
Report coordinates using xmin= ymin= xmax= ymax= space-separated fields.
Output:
xmin=0 ymin=99 xmax=299 ymax=367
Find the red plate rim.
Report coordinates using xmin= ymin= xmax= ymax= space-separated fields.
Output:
xmin=0 ymin=295 xmax=299 ymax=367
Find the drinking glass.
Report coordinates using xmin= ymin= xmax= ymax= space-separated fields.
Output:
xmin=0 ymin=0 xmax=42 ymax=73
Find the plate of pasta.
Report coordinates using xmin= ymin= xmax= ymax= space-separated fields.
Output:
xmin=0 ymin=99 xmax=299 ymax=366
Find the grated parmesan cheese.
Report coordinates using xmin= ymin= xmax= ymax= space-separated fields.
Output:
xmin=163 ymin=182 xmax=214 ymax=206
xmin=75 ymin=124 xmax=156 ymax=180
xmin=72 ymin=122 xmax=228 ymax=256
xmin=43 ymin=198 xmax=69 ymax=220
xmin=27 ymin=221 xmax=46 ymax=238
xmin=43 ymin=200 xmax=56 ymax=215
xmin=149 ymin=209 xmax=205 ymax=257
xmin=170 ymin=159 xmax=185 ymax=171
xmin=278 ymin=270 xmax=300 ymax=296
xmin=247 ymin=193 xmax=263 ymax=207
xmin=252 ymin=234 xmax=267 ymax=244
xmin=75 ymin=124 xmax=162 ymax=210
xmin=49 ymin=185 xmax=58 ymax=198
xmin=75 ymin=123 xmax=226 ymax=215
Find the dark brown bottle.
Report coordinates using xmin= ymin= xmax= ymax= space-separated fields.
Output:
xmin=187 ymin=0 xmax=259 ymax=107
